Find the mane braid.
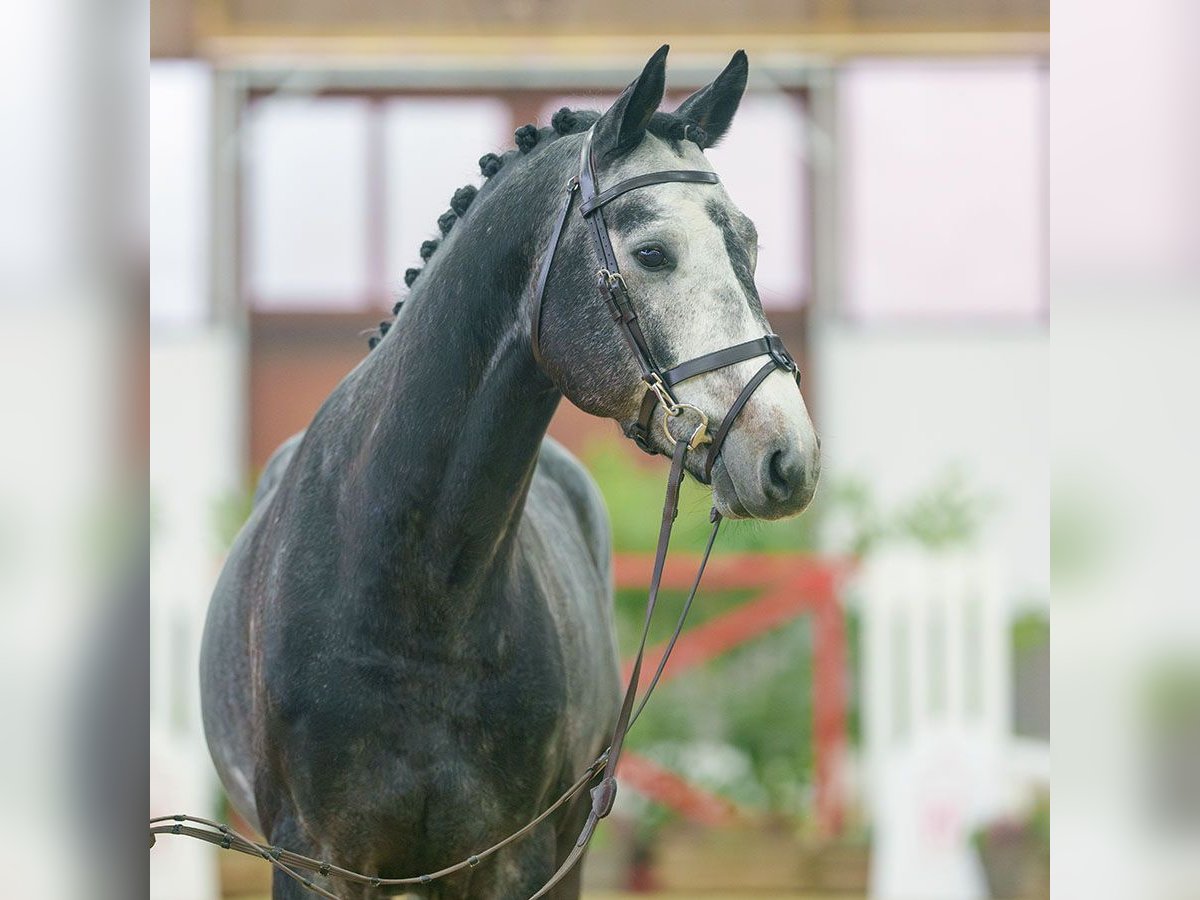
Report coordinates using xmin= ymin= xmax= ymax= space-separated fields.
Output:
xmin=365 ymin=106 xmax=706 ymax=350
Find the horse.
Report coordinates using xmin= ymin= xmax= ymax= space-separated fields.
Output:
xmin=200 ymin=45 xmax=820 ymax=899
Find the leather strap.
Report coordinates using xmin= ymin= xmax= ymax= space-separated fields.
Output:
xmin=629 ymin=508 xmax=722 ymax=728
xmin=579 ymin=169 xmax=719 ymax=215
xmin=151 ymin=754 xmax=607 ymax=896
xmin=704 ymin=359 xmax=778 ymax=482
xmin=606 ymin=438 xmax=688 ymax=776
xmin=530 ymin=176 xmax=579 ymax=368
xmin=578 ymin=132 xmax=664 ymax=385
xmin=530 ymin=438 xmax=691 ymax=900
xmin=663 ymin=334 xmax=791 ymax=388
xmin=636 ymin=334 xmax=798 ymax=470
xmin=628 ymin=387 xmax=660 ymax=452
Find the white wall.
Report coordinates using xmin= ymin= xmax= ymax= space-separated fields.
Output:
xmin=815 ymin=323 xmax=1049 ymax=601
xmin=809 ymin=59 xmax=1049 ymax=604
xmin=150 ymin=59 xmax=242 ymax=900
xmin=150 ymin=331 xmax=244 ymax=900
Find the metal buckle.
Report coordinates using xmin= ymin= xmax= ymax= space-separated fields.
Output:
xmin=661 ymin=403 xmax=711 ymax=451
xmin=597 ymin=268 xmax=627 ymax=295
xmin=645 ymin=373 xmax=678 ymax=415
xmin=644 ymin=374 xmax=709 ymax=450
xmin=768 ymin=340 xmax=795 ymax=371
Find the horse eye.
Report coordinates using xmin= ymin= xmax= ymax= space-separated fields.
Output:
xmin=635 ymin=246 xmax=668 ymax=269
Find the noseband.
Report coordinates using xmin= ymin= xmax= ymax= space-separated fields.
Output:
xmin=531 ymin=125 xmax=801 ymax=482
xmin=150 ymin=126 xmax=808 ymax=900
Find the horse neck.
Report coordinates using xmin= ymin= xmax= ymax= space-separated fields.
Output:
xmin=341 ymin=151 xmax=569 ymax=597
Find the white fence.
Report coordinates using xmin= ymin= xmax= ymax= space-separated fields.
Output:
xmin=859 ymin=548 xmax=1013 ymax=899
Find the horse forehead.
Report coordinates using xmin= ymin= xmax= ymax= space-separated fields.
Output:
xmin=608 ymin=134 xmax=713 ymax=179
xmin=607 ymin=137 xmax=735 ymax=234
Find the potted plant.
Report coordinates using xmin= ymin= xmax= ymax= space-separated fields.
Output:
xmin=973 ymin=794 xmax=1049 ymax=899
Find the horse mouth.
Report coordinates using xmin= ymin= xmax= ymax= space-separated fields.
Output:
xmin=709 ymin=456 xmax=752 ymax=519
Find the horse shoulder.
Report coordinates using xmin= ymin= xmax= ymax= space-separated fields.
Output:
xmin=533 ymin=436 xmax=611 ymax=572
xmin=252 ymin=430 xmax=305 ymax=506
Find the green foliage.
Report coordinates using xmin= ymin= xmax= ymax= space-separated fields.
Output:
xmin=821 ymin=476 xmax=889 ymax=557
xmin=623 ymin=614 xmax=816 ymax=817
xmin=1051 ymin=483 xmax=1117 ymax=587
xmin=895 ymin=466 xmax=994 ymax=549
xmin=1029 ymin=791 xmax=1051 ymax=852
xmin=585 ymin=440 xmax=993 ymax=559
xmin=822 ymin=465 xmax=994 ymax=557
xmin=211 ymin=486 xmax=254 ymax=554
xmin=585 ymin=438 xmax=996 ymax=830
xmin=582 ymin=441 xmax=819 ymax=555
xmin=1012 ymin=609 xmax=1049 ymax=653
xmin=1143 ymin=657 xmax=1200 ymax=727
xmin=844 ymin=609 xmax=863 ymax=746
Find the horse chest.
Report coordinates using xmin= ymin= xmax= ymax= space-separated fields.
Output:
xmin=257 ymin=571 xmax=590 ymax=864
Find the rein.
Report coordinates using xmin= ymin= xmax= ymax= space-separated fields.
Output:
xmin=150 ymin=126 xmax=802 ymax=899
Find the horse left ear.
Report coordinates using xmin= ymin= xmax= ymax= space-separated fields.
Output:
xmin=674 ymin=50 xmax=748 ymax=149
xmin=593 ymin=44 xmax=669 ymax=159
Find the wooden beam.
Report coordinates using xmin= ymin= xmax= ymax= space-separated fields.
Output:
xmin=620 ymin=567 xmax=839 ymax=684
xmin=613 ymin=553 xmax=852 ymax=593
xmin=195 ymin=31 xmax=1049 ymax=67
xmin=618 ymin=752 xmax=746 ymax=826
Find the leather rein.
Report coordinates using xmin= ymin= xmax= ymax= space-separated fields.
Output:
xmin=150 ymin=126 xmax=803 ymax=899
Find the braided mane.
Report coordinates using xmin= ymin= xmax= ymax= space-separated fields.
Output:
xmin=367 ymin=107 xmax=707 ymax=349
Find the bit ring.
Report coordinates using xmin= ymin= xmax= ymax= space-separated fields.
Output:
xmin=662 ymin=403 xmax=711 ymax=451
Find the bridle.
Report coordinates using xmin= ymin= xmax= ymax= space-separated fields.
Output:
xmin=150 ymin=125 xmax=805 ymax=899
xmin=532 ymin=125 xmax=800 ymax=481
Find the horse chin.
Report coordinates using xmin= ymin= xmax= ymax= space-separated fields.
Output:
xmin=709 ymin=459 xmax=753 ymax=520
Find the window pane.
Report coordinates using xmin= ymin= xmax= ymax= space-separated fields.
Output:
xmin=384 ymin=98 xmax=511 ymax=296
xmin=245 ymin=96 xmax=371 ymax=309
xmin=150 ymin=62 xmax=210 ymax=326
xmin=706 ymin=93 xmax=809 ymax=309
xmin=840 ymin=60 xmax=1046 ymax=322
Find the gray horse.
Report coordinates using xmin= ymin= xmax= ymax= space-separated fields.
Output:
xmin=200 ymin=46 xmax=819 ymax=899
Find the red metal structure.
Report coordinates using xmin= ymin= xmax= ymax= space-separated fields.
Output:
xmin=612 ymin=553 xmax=852 ymax=835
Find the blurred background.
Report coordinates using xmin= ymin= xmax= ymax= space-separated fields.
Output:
xmin=147 ymin=2 xmax=1053 ymax=898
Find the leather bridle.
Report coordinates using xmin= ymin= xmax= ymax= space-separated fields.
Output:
xmin=532 ymin=126 xmax=800 ymax=482
xmin=150 ymin=125 xmax=806 ymax=900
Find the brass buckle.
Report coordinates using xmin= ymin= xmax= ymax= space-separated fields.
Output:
xmin=645 ymin=375 xmax=709 ymax=450
xmin=597 ymin=268 xmax=627 ymax=294
xmin=645 ymin=373 xmax=678 ymax=415
xmin=662 ymin=403 xmax=711 ymax=451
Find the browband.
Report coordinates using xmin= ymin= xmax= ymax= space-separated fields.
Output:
xmin=579 ymin=170 xmax=720 ymax=216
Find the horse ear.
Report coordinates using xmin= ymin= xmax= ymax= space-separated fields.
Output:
xmin=593 ymin=44 xmax=669 ymax=158
xmin=674 ymin=50 xmax=748 ymax=149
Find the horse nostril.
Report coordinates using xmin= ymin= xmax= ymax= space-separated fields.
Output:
xmin=765 ymin=449 xmax=799 ymax=503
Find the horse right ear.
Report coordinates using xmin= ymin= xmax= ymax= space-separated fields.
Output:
xmin=593 ymin=44 xmax=669 ymax=159
xmin=673 ymin=50 xmax=748 ymax=149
